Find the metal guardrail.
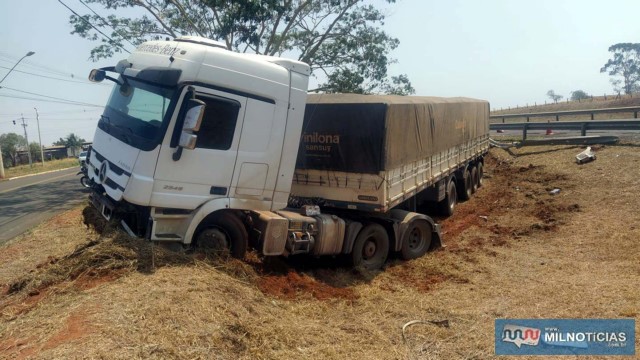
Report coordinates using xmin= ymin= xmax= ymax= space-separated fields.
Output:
xmin=490 ymin=106 xmax=640 ymax=123
xmin=489 ymin=119 xmax=640 ymax=140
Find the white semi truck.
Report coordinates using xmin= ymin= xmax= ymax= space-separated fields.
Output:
xmin=86 ymin=36 xmax=489 ymax=269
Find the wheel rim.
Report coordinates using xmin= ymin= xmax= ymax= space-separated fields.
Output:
xmin=401 ymin=220 xmax=433 ymax=259
xmin=449 ymin=185 xmax=456 ymax=211
xmin=472 ymin=169 xmax=479 ymax=191
xmin=198 ymin=228 xmax=229 ymax=254
xmin=363 ymin=239 xmax=377 ymax=259
xmin=408 ymin=228 xmax=422 ymax=250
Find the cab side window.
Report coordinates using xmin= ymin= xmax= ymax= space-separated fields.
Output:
xmin=195 ymin=94 xmax=241 ymax=150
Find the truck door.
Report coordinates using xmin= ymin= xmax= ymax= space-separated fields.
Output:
xmin=231 ymin=98 xmax=282 ymax=204
xmin=153 ymin=86 xmax=247 ymax=209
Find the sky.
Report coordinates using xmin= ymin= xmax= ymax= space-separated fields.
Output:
xmin=0 ymin=0 xmax=639 ymax=146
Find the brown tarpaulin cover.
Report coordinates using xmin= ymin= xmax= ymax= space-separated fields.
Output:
xmin=297 ymin=94 xmax=490 ymax=173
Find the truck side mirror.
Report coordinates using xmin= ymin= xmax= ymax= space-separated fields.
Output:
xmin=89 ymin=69 xmax=106 ymax=82
xmin=179 ymin=132 xmax=198 ymax=149
xmin=182 ymin=99 xmax=206 ymax=131
xmin=173 ymin=93 xmax=206 ymax=161
xmin=177 ymin=99 xmax=206 ymax=150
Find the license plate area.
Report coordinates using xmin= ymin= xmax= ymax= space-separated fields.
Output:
xmin=89 ymin=191 xmax=115 ymax=221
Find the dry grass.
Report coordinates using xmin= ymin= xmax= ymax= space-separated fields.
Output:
xmin=1 ymin=145 xmax=639 ymax=359
xmin=2 ymin=158 xmax=79 ymax=180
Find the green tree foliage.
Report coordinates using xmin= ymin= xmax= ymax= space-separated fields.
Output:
xmin=54 ymin=133 xmax=86 ymax=148
xmin=600 ymin=43 xmax=640 ymax=95
xmin=546 ymin=90 xmax=563 ymax=103
xmin=570 ymin=90 xmax=590 ymax=101
xmin=67 ymin=0 xmax=414 ymax=95
xmin=29 ymin=142 xmax=43 ymax=162
xmin=0 ymin=132 xmax=26 ymax=167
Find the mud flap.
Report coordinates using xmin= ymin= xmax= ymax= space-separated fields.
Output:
xmin=431 ymin=223 xmax=443 ymax=250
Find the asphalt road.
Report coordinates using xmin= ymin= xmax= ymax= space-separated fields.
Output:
xmin=0 ymin=167 xmax=88 ymax=245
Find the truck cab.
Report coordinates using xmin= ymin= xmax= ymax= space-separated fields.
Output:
xmin=87 ymin=36 xmax=310 ymax=246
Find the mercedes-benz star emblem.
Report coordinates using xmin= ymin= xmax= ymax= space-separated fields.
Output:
xmin=98 ymin=160 xmax=109 ymax=184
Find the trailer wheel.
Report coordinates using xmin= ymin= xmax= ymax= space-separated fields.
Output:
xmin=437 ymin=180 xmax=457 ymax=217
xmin=195 ymin=212 xmax=248 ymax=259
xmin=477 ymin=162 xmax=484 ymax=187
xmin=470 ymin=166 xmax=479 ymax=193
xmin=352 ymin=223 xmax=389 ymax=270
xmin=400 ymin=219 xmax=433 ymax=260
xmin=458 ymin=169 xmax=473 ymax=201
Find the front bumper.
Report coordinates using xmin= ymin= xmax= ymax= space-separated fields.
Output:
xmin=89 ymin=190 xmax=115 ymax=221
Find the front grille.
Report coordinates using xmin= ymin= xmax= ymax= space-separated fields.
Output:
xmin=105 ymin=178 xmax=124 ymax=191
xmin=91 ymin=149 xmax=131 ymax=177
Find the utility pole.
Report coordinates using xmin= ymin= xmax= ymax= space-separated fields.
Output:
xmin=0 ymin=51 xmax=35 ymax=177
xmin=0 ymin=145 xmax=5 ymax=179
xmin=34 ymin=107 xmax=45 ymax=166
xmin=19 ymin=115 xmax=33 ymax=168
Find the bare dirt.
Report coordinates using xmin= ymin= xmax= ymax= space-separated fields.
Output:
xmin=0 ymin=144 xmax=639 ymax=359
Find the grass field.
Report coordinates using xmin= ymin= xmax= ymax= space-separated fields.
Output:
xmin=2 ymin=158 xmax=79 ymax=180
xmin=1 ymin=144 xmax=638 ymax=359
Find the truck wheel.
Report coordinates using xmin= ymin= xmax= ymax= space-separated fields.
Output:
xmin=458 ymin=169 xmax=473 ymax=201
xmin=437 ymin=180 xmax=457 ymax=217
xmin=470 ymin=166 xmax=479 ymax=193
xmin=477 ymin=162 xmax=484 ymax=187
xmin=400 ymin=219 xmax=433 ymax=260
xmin=80 ymin=176 xmax=91 ymax=188
xmin=352 ymin=223 xmax=389 ymax=270
xmin=195 ymin=213 xmax=248 ymax=259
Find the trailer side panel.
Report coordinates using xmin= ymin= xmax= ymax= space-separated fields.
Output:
xmin=292 ymin=94 xmax=489 ymax=211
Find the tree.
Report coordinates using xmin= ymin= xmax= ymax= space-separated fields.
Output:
xmin=54 ymin=133 xmax=86 ymax=148
xmin=546 ymin=90 xmax=563 ymax=103
xmin=600 ymin=43 xmax=640 ymax=95
xmin=29 ymin=142 xmax=43 ymax=162
xmin=0 ymin=133 xmax=27 ymax=167
xmin=570 ymin=90 xmax=589 ymax=101
xmin=66 ymin=0 xmax=413 ymax=95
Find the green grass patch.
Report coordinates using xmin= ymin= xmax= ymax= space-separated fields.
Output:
xmin=2 ymin=158 xmax=79 ymax=179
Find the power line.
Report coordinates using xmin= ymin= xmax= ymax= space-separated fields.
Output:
xmin=0 ymin=108 xmax=103 ymax=117
xmin=58 ymin=0 xmax=131 ymax=54
xmin=0 ymin=57 xmax=98 ymax=83
xmin=1 ymin=87 xmax=103 ymax=107
xmin=0 ymin=53 xmax=73 ymax=77
xmin=78 ymin=0 xmax=137 ymax=48
xmin=37 ymin=116 xmax=100 ymax=121
xmin=0 ymin=65 xmax=112 ymax=86
xmin=0 ymin=94 xmax=104 ymax=107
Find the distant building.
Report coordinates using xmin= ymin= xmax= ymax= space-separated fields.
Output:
xmin=15 ymin=143 xmax=92 ymax=164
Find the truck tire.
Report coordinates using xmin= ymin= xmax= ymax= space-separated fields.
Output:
xmin=476 ymin=162 xmax=484 ymax=187
xmin=437 ymin=180 xmax=457 ymax=217
xmin=458 ymin=169 xmax=473 ymax=201
xmin=352 ymin=223 xmax=389 ymax=270
xmin=470 ymin=166 xmax=479 ymax=193
xmin=400 ymin=219 xmax=433 ymax=260
xmin=195 ymin=212 xmax=248 ymax=259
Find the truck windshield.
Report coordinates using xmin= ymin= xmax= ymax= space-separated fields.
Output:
xmin=98 ymin=77 xmax=175 ymax=150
